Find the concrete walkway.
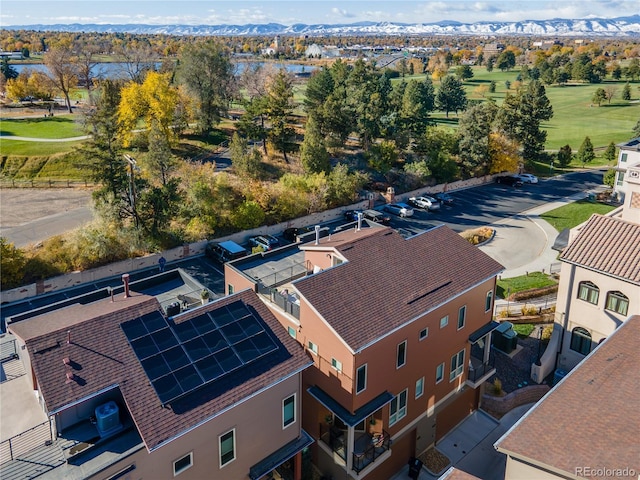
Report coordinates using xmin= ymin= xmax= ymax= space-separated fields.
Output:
xmin=390 ymin=404 xmax=536 ymax=480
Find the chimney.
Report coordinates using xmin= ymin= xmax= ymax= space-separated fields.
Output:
xmin=122 ymin=273 xmax=130 ymax=298
xmin=66 ymin=372 xmax=75 ymax=384
xmin=314 ymin=225 xmax=320 ymax=245
xmin=357 ymin=212 xmax=363 ymax=231
xmin=63 ymin=357 xmax=70 ymax=365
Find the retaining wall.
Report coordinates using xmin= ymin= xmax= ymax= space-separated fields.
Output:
xmin=481 ymin=384 xmax=550 ymax=416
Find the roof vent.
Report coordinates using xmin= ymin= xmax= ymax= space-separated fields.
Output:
xmin=63 ymin=357 xmax=70 ymax=365
xmin=314 ymin=225 xmax=320 ymax=245
xmin=65 ymin=372 xmax=75 ymax=384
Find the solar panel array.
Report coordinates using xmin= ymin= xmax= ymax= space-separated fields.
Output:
xmin=121 ymin=302 xmax=279 ymax=405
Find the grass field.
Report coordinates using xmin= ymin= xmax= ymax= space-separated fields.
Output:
xmin=496 ymin=272 xmax=558 ymax=299
xmin=540 ymin=199 xmax=617 ymax=232
xmin=0 ymin=115 xmax=85 ymax=139
xmin=0 ymin=139 xmax=85 ymax=156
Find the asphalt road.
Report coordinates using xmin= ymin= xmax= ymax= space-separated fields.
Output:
xmin=385 ymin=169 xmax=606 ymax=236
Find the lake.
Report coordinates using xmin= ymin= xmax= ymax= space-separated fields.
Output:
xmin=13 ymin=61 xmax=316 ymax=79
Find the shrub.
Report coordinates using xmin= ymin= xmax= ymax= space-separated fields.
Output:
xmin=541 ymin=325 xmax=554 ymax=342
xmin=521 ymin=305 xmax=539 ymax=316
xmin=492 ymin=378 xmax=503 ymax=395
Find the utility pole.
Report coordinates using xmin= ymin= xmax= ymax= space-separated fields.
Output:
xmin=123 ymin=154 xmax=139 ymax=228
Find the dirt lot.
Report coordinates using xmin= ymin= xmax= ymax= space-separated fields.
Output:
xmin=0 ymin=187 xmax=93 ymax=229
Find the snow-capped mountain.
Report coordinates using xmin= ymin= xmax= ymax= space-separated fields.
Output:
xmin=3 ymin=15 xmax=639 ymax=37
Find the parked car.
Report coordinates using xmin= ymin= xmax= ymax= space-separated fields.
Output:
xmin=408 ymin=196 xmax=441 ymax=211
xmin=249 ymin=234 xmax=281 ymax=251
xmin=205 ymin=240 xmax=248 ymax=263
xmin=517 ymin=173 xmax=539 ymax=184
xmin=362 ymin=209 xmax=391 ymax=225
xmin=434 ymin=192 xmax=454 ymax=205
xmin=496 ymin=175 xmax=524 ymax=187
xmin=343 ymin=210 xmax=363 ymax=222
xmin=282 ymin=226 xmax=313 ymax=242
xmin=385 ymin=203 xmax=414 ymax=217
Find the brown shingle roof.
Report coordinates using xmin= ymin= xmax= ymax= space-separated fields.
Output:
xmin=294 ymin=226 xmax=504 ymax=351
xmin=495 ymin=315 xmax=640 ymax=479
xmin=560 ymin=214 xmax=640 ymax=285
xmin=11 ymin=290 xmax=311 ymax=452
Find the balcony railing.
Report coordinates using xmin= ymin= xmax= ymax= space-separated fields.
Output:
xmin=319 ymin=423 xmax=347 ymax=461
xmin=467 ymin=351 xmax=496 ymax=384
xmin=352 ymin=430 xmax=391 ymax=473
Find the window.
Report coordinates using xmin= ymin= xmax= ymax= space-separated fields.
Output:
xmin=439 ymin=316 xmax=449 ymax=328
xmin=228 ymin=284 xmax=234 ymax=295
xmin=389 ymin=389 xmax=407 ymax=426
xmin=308 ymin=341 xmax=318 ymax=355
xmin=283 ymin=394 xmax=296 ymax=428
xmin=287 ymin=326 xmax=296 ymax=338
xmin=570 ymin=327 xmax=592 ymax=356
xmin=419 ymin=327 xmax=429 ymax=340
xmin=173 ymin=453 xmax=193 ymax=476
xmin=219 ymin=430 xmax=235 ymax=467
xmin=356 ymin=364 xmax=367 ymax=394
xmin=621 ymin=153 xmax=628 ymax=163
xmin=578 ymin=281 xmax=599 ymax=305
xmin=415 ymin=377 xmax=424 ymax=399
xmin=457 ymin=305 xmax=466 ymax=330
xmin=331 ymin=358 xmax=342 ymax=372
xmin=436 ymin=363 xmax=444 ymax=384
xmin=449 ymin=349 xmax=465 ymax=381
xmin=605 ymin=291 xmax=629 ymax=316
xmin=616 ymin=172 xmax=625 ymax=186
xmin=396 ymin=341 xmax=407 ymax=368
xmin=485 ymin=290 xmax=493 ymax=312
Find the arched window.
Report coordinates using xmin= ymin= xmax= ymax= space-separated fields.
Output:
xmin=570 ymin=327 xmax=592 ymax=356
xmin=605 ymin=291 xmax=629 ymax=316
xmin=577 ymin=281 xmax=599 ymax=305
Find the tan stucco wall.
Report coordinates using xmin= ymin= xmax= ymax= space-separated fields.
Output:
xmin=556 ymin=262 xmax=636 ymax=371
xmin=91 ymin=374 xmax=302 ymax=480
xmin=504 ymin=455 xmax=567 ymax=480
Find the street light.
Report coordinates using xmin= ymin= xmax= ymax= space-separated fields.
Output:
xmin=535 ymin=325 xmax=543 ymax=366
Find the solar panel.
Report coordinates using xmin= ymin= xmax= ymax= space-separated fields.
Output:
xmin=121 ymin=302 xmax=279 ymax=406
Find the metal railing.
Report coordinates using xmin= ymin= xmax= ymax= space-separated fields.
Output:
xmin=467 ymin=351 xmax=496 ymax=384
xmin=352 ymin=430 xmax=391 ymax=473
xmin=0 ymin=338 xmax=18 ymax=363
xmin=0 ymin=179 xmax=94 ymax=188
xmin=319 ymin=423 xmax=347 ymax=461
xmin=0 ymin=420 xmax=52 ymax=464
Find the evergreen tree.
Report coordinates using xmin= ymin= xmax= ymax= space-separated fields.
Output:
xmin=400 ymin=77 xmax=435 ymax=137
xmin=557 ymin=144 xmax=573 ymax=168
xmin=436 ymin=75 xmax=467 ymax=118
xmin=591 ymin=88 xmax=606 ymax=107
xmin=458 ymin=102 xmax=499 ymax=176
xmin=604 ymin=142 xmax=617 ymax=164
xmin=300 ymin=115 xmax=331 ymax=174
xmin=577 ymin=136 xmax=595 ymax=165
xmin=265 ymin=69 xmax=295 ymax=162
xmin=229 ymin=132 xmax=261 ymax=179
xmin=496 ymin=51 xmax=516 ymax=71
xmin=622 ymin=82 xmax=631 ymax=101
xmin=0 ymin=57 xmax=18 ymax=80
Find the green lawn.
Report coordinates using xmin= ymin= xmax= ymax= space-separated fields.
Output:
xmin=512 ymin=323 xmax=536 ymax=337
xmin=0 ymin=139 xmax=85 ymax=156
xmin=540 ymin=199 xmax=618 ymax=232
xmin=0 ymin=115 xmax=85 ymax=139
xmin=496 ymin=272 xmax=557 ymax=299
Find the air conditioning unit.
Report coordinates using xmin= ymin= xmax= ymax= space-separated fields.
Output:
xmin=95 ymin=401 xmax=123 ymax=437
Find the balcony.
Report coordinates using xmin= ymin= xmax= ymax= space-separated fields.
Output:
xmin=466 ymin=350 xmax=496 ymax=388
xmin=319 ymin=423 xmax=391 ymax=474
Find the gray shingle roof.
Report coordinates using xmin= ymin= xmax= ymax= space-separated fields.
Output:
xmin=11 ymin=290 xmax=311 ymax=451
xmin=560 ymin=214 xmax=640 ymax=285
xmin=294 ymin=226 xmax=504 ymax=352
xmin=496 ymin=315 xmax=640 ymax=478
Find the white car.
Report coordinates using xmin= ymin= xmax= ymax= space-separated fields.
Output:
xmin=408 ymin=196 xmax=441 ymax=211
xmin=517 ymin=174 xmax=538 ymax=184
xmin=385 ymin=203 xmax=414 ymax=217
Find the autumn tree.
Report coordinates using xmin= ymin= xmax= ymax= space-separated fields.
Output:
xmin=1 ymin=237 xmax=25 ymax=290
xmin=144 ymin=120 xmax=178 ymax=185
xmin=118 ymin=71 xmax=179 ymax=146
xmin=44 ymin=41 xmax=78 ymax=113
xmin=488 ymin=132 xmax=520 ymax=173
xmin=577 ymin=136 xmax=595 ymax=165
xmin=592 ymin=88 xmax=606 ymax=107
xmin=73 ymin=40 xmax=100 ymax=97
xmin=114 ymin=43 xmax=157 ymax=83
xmin=178 ymin=40 xmax=235 ymax=135
xmin=604 ymin=85 xmax=617 ymax=104
xmin=229 ymin=132 xmax=262 ymax=179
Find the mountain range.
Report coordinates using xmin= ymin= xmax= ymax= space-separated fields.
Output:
xmin=3 ymin=15 xmax=640 ymax=37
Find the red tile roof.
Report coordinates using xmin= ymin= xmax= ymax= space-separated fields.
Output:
xmin=560 ymin=214 xmax=640 ymax=285
xmin=10 ymin=290 xmax=311 ymax=452
xmin=294 ymin=226 xmax=504 ymax=351
xmin=495 ymin=315 xmax=640 ymax=479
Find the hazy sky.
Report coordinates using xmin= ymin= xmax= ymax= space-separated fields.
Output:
xmin=1 ymin=0 xmax=637 ymax=26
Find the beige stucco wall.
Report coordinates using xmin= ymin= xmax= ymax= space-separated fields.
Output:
xmin=555 ymin=261 xmax=636 ymax=371
xmin=504 ymin=455 xmax=567 ymax=480
xmin=91 ymin=374 xmax=302 ymax=480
